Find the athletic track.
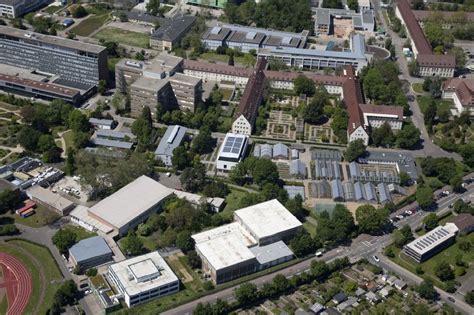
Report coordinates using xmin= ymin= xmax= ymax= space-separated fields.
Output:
xmin=0 ymin=253 xmax=32 ymax=315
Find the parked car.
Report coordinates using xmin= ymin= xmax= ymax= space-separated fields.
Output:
xmin=373 ymin=255 xmax=380 ymax=262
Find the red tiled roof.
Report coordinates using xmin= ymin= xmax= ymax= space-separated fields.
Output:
xmin=236 ymin=58 xmax=268 ymax=123
xmin=182 ymin=59 xmax=253 ymax=77
xmin=443 ymin=78 xmax=474 ymax=108
xmin=359 ymin=104 xmax=404 ymax=118
xmin=342 ymin=66 xmax=365 ymax=134
xmin=396 ymin=0 xmax=432 ymax=54
xmin=0 ymin=73 xmax=80 ymax=97
xmin=417 ymin=54 xmax=456 ymax=68
xmin=412 ymin=10 xmax=474 ymax=22
xmin=264 ymin=70 xmax=346 ymax=86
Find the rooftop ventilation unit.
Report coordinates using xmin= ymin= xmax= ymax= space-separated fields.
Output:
xmin=125 ymin=61 xmax=143 ymax=69
xmin=167 ymin=126 xmax=180 ymax=144
xmin=246 ymin=32 xmax=257 ymax=40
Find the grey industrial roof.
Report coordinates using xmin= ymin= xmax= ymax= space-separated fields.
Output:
xmin=260 ymin=144 xmax=273 ymax=158
xmin=349 ymin=161 xmax=360 ymax=177
xmin=69 ymin=236 xmax=112 ymax=264
xmin=202 ymin=26 xmax=232 ymax=41
xmin=354 ymin=181 xmax=366 ymax=201
xmin=273 ymin=143 xmax=288 ymax=159
xmin=404 ymin=223 xmax=459 ymax=255
xmin=361 ymin=150 xmax=418 ymax=180
xmin=377 ymin=183 xmax=392 ymax=203
xmin=96 ymin=129 xmax=134 ymax=140
xmin=151 ymin=15 xmax=196 ymax=42
xmin=155 ymin=125 xmax=187 ymax=157
xmin=249 ymin=241 xmax=294 ymax=265
xmin=343 ymin=182 xmax=355 ymax=201
xmin=364 ymin=182 xmax=376 ymax=201
xmin=89 ymin=118 xmax=114 ymax=127
xmin=284 ymin=185 xmax=305 ymax=199
xmin=0 ymin=0 xmax=23 ymax=5
xmin=93 ymin=138 xmax=133 ymax=150
xmin=0 ymin=26 xmax=106 ymax=54
xmin=312 ymin=149 xmax=342 ymax=161
xmin=331 ymin=179 xmax=344 ymax=200
xmin=290 ymin=160 xmax=307 ymax=177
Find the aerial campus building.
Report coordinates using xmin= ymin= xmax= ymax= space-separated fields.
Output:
xmin=442 ymin=78 xmax=474 ymax=116
xmin=201 ymin=24 xmax=309 ymax=53
xmin=150 ymin=15 xmax=196 ymax=52
xmin=192 ymin=199 xmax=301 ymax=284
xmin=115 ymin=53 xmax=202 ymax=115
xmin=0 ymin=0 xmax=51 ymax=18
xmin=108 ymin=251 xmax=179 ymax=308
xmin=0 ymin=26 xmax=108 ymax=103
xmin=154 ymin=125 xmax=188 ymax=167
xmin=186 ymin=0 xmax=227 ymax=9
xmin=68 ymin=236 xmax=113 ymax=270
xmin=313 ymin=8 xmax=375 ymax=35
xmin=70 ymin=176 xmax=174 ymax=237
xmin=395 ymin=0 xmax=455 ymax=77
xmin=403 ymin=223 xmax=459 ymax=263
xmin=216 ymin=133 xmax=249 ymax=172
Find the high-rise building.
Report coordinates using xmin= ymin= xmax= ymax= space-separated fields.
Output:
xmin=0 ymin=26 xmax=108 ymax=88
xmin=0 ymin=0 xmax=51 ymax=18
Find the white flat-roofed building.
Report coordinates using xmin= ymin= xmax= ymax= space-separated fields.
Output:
xmin=234 ymin=199 xmax=302 ymax=245
xmin=195 ymin=232 xmax=257 ymax=284
xmin=108 ymin=251 xmax=179 ymax=307
xmin=403 ymin=223 xmax=459 ymax=263
xmin=70 ymin=205 xmax=114 ymax=234
xmin=216 ymin=133 xmax=249 ymax=172
xmin=87 ymin=176 xmax=173 ymax=237
xmin=89 ymin=118 xmax=114 ymax=130
xmin=26 ymin=185 xmax=75 ymax=215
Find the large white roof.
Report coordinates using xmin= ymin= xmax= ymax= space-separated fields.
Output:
xmin=192 ymin=222 xmax=256 ymax=246
xmin=195 ymin=232 xmax=256 ymax=271
xmin=217 ymin=133 xmax=248 ymax=159
xmin=89 ymin=176 xmax=173 ymax=230
xmin=109 ymin=252 xmax=178 ymax=297
xmin=234 ymin=199 xmax=302 ymax=240
xmin=404 ymin=223 xmax=459 ymax=256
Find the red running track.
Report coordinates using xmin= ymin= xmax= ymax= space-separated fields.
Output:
xmin=0 ymin=253 xmax=32 ymax=315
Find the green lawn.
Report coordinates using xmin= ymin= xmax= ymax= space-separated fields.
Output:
xmin=417 ymin=95 xmax=454 ymax=115
xmin=62 ymin=224 xmax=97 ymax=241
xmin=303 ymin=220 xmax=317 ymax=237
xmin=94 ymin=27 xmax=150 ymax=48
xmin=412 ymin=83 xmax=424 ymax=94
xmin=70 ymin=13 xmax=111 ymax=37
xmin=199 ymin=52 xmax=256 ymax=67
xmin=221 ymin=189 xmax=247 ymax=221
xmin=0 ymin=204 xmax=61 ymax=228
xmin=0 ymin=240 xmax=63 ymax=315
xmin=389 ymin=233 xmax=474 ymax=288
xmin=62 ymin=130 xmax=74 ymax=151
xmin=44 ymin=5 xmax=61 ymax=14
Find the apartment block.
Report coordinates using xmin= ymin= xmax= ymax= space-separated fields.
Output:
xmin=0 ymin=0 xmax=51 ymax=18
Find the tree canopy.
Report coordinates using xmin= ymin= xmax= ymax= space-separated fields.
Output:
xmin=344 ymin=139 xmax=366 ymax=162
xmin=355 ymin=205 xmax=389 ymax=235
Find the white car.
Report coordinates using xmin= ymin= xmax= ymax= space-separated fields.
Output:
xmin=166 ymin=172 xmax=171 ymax=177
xmin=373 ymin=255 xmax=380 ymax=262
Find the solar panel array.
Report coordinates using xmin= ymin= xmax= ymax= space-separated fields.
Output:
xmin=223 ymin=136 xmax=244 ymax=154
xmin=413 ymin=228 xmax=451 ymax=251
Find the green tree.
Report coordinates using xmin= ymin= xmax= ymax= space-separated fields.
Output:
xmin=272 ymin=274 xmax=290 ymax=292
xmin=303 ymin=88 xmax=329 ymax=124
xmin=68 ymin=110 xmax=89 ymax=132
xmin=423 ymin=213 xmax=438 ymax=231
xmin=450 ymin=174 xmax=464 ymax=193
xmin=252 ymin=159 xmax=279 ymax=186
xmin=393 ymin=225 xmax=414 ymax=247
xmin=399 ymin=172 xmax=412 ymax=187
xmin=234 ymin=283 xmax=258 ymax=306
xmin=38 ymin=134 xmax=56 ymax=153
xmin=371 ymin=122 xmax=395 ymax=147
xmin=289 ymin=230 xmax=316 ymax=257
xmin=172 ymin=146 xmax=192 ymax=170
xmin=294 ymin=75 xmax=316 ymax=97
xmin=415 ymin=280 xmax=438 ymax=300
xmin=228 ymin=52 xmax=234 ymax=66
xmin=458 ymin=240 xmax=472 ymax=252
xmin=176 ymin=230 xmax=194 ymax=252
xmin=180 ymin=166 xmax=207 ymax=193
xmin=466 ymin=291 xmax=474 ymax=306
xmin=72 ymin=5 xmax=88 ymax=18
xmin=310 ymin=260 xmax=330 ymax=280
xmin=416 ymin=187 xmax=435 ymax=210
xmin=434 ymin=261 xmax=454 ymax=281
xmin=355 ymin=205 xmax=389 ymax=235
xmin=52 ymin=229 xmax=77 ymax=254
xmin=347 ymin=0 xmax=358 ymax=10
xmin=192 ymin=127 xmax=214 ymax=154
xmin=121 ymin=231 xmax=145 ymax=256
xmin=97 ymin=80 xmax=107 ymax=95
xmin=54 ymin=279 xmax=79 ymax=306
xmin=17 ymin=126 xmax=41 ymax=151
xmin=66 ymin=150 xmax=75 ymax=175
xmin=344 ymin=139 xmax=366 ymax=162
xmin=146 ymin=0 xmax=161 ymax=16
xmin=0 ymin=190 xmax=22 ymax=214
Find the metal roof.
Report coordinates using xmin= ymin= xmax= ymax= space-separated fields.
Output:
xmin=154 ymin=125 xmax=187 ymax=157
xmin=364 ymin=182 xmax=377 ymax=201
xmin=290 ymin=160 xmax=307 ymax=177
xmin=93 ymin=138 xmax=133 ymax=150
xmin=250 ymin=241 xmax=294 ymax=265
xmin=284 ymin=185 xmax=305 ymax=199
xmin=331 ymin=179 xmax=344 ymax=200
xmin=273 ymin=143 xmax=288 ymax=159
xmin=69 ymin=236 xmax=112 ymax=264
xmin=404 ymin=223 xmax=458 ymax=255
xmin=151 ymin=15 xmax=196 ymax=42
xmin=377 ymin=182 xmax=392 ymax=203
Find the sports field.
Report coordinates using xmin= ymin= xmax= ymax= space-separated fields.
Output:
xmin=0 ymin=253 xmax=31 ymax=315
xmin=0 ymin=240 xmax=63 ymax=314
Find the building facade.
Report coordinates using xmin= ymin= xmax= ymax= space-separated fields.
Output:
xmin=0 ymin=0 xmax=51 ymax=18
xmin=442 ymin=78 xmax=474 ymax=116
xmin=0 ymin=26 xmax=108 ymax=87
xmin=150 ymin=15 xmax=196 ymax=51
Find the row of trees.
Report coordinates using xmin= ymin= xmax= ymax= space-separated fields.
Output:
xmin=194 ymin=257 xmax=351 ymax=314
xmin=371 ymin=122 xmax=421 ymax=149
xmin=224 ymin=0 xmax=314 ymax=33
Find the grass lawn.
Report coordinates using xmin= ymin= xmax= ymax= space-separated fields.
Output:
xmin=94 ymin=27 xmax=150 ymax=48
xmin=303 ymin=220 xmax=317 ymax=237
xmin=0 ymin=204 xmax=61 ymax=228
xmin=417 ymin=95 xmax=454 ymax=115
xmin=389 ymin=233 xmax=474 ymax=288
xmin=0 ymin=102 xmax=19 ymax=111
xmin=412 ymin=83 xmax=424 ymax=94
xmin=0 ymin=240 xmax=63 ymax=315
xmin=62 ymin=130 xmax=74 ymax=151
xmin=70 ymin=13 xmax=111 ymax=37
xmin=220 ymin=189 xmax=247 ymax=221
xmin=44 ymin=5 xmax=61 ymax=14
xmin=139 ymin=234 xmax=159 ymax=252
xmin=199 ymin=52 xmax=256 ymax=67
xmin=62 ymin=224 xmax=97 ymax=241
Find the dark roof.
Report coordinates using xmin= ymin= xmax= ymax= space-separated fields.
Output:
xmin=235 ymin=57 xmax=267 ymax=123
xmin=396 ymin=0 xmax=432 ymax=54
xmin=449 ymin=213 xmax=474 ymax=232
xmin=115 ymin=10 xmax=167 ymax=25
xmin=342 ymin=66 xmax=365 ymax=134
xmin=69 ymin=236 xmax=113 ymax=264
xmin=416 ymin=54 xmax=456 ymax=68
xmin=333 ymin=292 xmax=347 ymax=303
xmin=0 ymin=73 xmax=81 ymax=97
xmin=183 ymin=59 xmax=254 ymax=77
xmin=151 ymin=15 xmax=196 ymax=42
xmin=442 ymin=78 xmax=474 ymax=108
